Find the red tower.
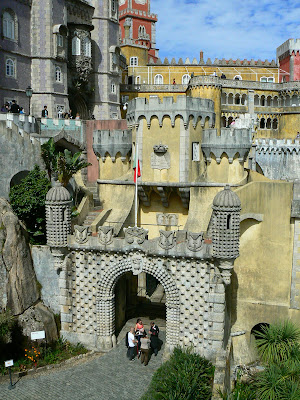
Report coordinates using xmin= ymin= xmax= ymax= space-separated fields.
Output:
xmin=277 ymin=39 xmax=300 ymax=82
xmin=119 ymin=0 xmax=158 ymax=61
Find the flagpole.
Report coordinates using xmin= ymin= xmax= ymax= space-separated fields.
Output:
xmin=135 ymin=143 xmax=138 ymax=227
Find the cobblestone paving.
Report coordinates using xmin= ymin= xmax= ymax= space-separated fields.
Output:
xmin=0 ymin=330 xmax=165 ymax=400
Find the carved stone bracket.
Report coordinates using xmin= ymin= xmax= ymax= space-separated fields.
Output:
xmin=98 ymin=226 xmax=114 ymax=245
xmin=217 ymin=260 xmax=234 ymax=286
xmin=74 ymin=225 xmax=91 ymax=244
xmin=138 ymin=186 xmax=151 ymax=207
xmin=186 ymin=232 xmax=204 ymax=252
xmin=157 ymin=186 xmax=170 ymax=207
xmin=124 ymin=227 xmax=148 ymax=244
xmin=158 ymin=230 xmax=176 ymax=250
xmin=178 ymin=188 xmax=190 ymax=209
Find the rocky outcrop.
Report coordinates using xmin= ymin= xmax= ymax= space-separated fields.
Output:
xmin=0 ymin=198 xmax=57 ymax=341
xmin=0 ymin=198 xmax=39 ymax=314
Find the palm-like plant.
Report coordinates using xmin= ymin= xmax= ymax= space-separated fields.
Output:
xmin=254 ymin=320 xmax=300 ymax=364
xmin=41 ymin=138 xmax=57 ymax=180
xmin=56 ymin=149 xmax=91 ymax=187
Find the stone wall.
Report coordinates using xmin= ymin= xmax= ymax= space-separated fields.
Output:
xmin=0 ymin=119 xmax=42 ymax=199
xmin=31 ymin=246 xmax=60 ymax=314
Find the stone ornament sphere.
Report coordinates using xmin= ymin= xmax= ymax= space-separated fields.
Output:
xmin=46 ymin=181 xmax=71 ymax=202
xmin=212 ymin=185 xmax=241 ymax=210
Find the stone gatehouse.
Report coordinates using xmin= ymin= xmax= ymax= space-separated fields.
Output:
xmin=46 ymin=182 xmax=241 ymax=361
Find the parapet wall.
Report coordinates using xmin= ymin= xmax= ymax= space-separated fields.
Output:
xmin=255 ymin=138 xmax=300 ymax=180
xmin=126 ymin=95 xmax=215 ymax=127
xmin=277 ymin=39 xmax=300 ymax=59
xmin=202 ymin=128 xmax=252 ymax=163
xmin=93 ymin=129 xmax=132 ymax=161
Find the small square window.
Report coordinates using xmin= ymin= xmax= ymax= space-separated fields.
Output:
xmin=130 ymin=57 xmax=138 ymax=66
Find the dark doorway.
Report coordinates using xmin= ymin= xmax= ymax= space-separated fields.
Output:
xmin=115 ymin=272 xmax=166 ymax=337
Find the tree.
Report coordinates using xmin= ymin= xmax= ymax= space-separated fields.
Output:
xmin=9 ymin=165 xmax=51 ymax=244
xmin=41 ymin=139 xmax=91 ymax=187
xmin=41 ymin=138 xmax=57 ymax=181
xmin=56 ymin=149 xmax=91 ymax=187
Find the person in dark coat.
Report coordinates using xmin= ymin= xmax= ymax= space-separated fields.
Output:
xmin=149 ymin=321 xmax=159 ymax=356
xmin=10 ymin=100 xmax=20 ymax=113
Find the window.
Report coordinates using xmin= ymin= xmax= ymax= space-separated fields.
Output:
xmin=56 ymin=105 xmax=65 ymax=118
xmin=6 ymin=58 xmax=15 ymax=77
xmin=72 ymin=36 xmax=81 ymax=56
xmin=55 ymin=66 xmax=62 ymax=82
xmin=192 ymin=142 xmax=200 ymax=161
xmin=57 ymin=34 xmax=63 ymax=47
xmin=3 ymin=11 xmax=15 ymax=40
xmin=130 ymin=57 xmax=138 ymax=66
xmin=111 ymin=83 xmax=116 ymax=94
xmin=260 ymin=77 xmax=275 ymax=83
xmin=233 ymin=75 xmax=242 ymax=80
xmin=154 ymin=74 xmax=163 ymax=84
xmin=84 ymin=37 xmax=91 ymax=57
xmin=182 ymin=74 xmax=190 ymax=85
xmin=138 ymin=25 xmax=147 ymax=39
xmin=135 ymin=76 xmax=141 ymax=84
xmin=112 ymin=0 xmax=116 ymax=12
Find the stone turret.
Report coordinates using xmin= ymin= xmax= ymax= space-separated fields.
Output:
xmin=211 ymin=185 xmax=241 ymax=284
xmin=46 ymin=181 xmax=72 ymax=247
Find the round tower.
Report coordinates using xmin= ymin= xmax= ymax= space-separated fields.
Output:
xmin=212 ymin=185 xmax=241 ymax=260
xmin=45 ymin=181 xmax=72 ymax=247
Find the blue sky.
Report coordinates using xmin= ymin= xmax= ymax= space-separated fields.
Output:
xmin=150 ymin=0 xmax=300 ymax=62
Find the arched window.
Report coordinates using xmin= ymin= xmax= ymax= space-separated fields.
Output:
xmin=130 ymin=57 xmax=138 ymax=66
xmin=182 ymin=74 xmax=190 ymax=85
xmin=55 ymin=66 xmax=62 ymax=82
xmin=260 ymin=118 xmax=265 ymax=129
xmin=6 ymin=58 xmax=15 ymax=77
xmin=3 ymin=11 xmax=15 ymax=40
xmin=138 ymin=25 xmax=146 ymax=39
xmin=84 ymin=37 xmax=91 ymax=57
xmin=72 ymin=36 xmax=81 ymax=56
xmin=154 ymin=74 xmax=163 ymax=84
xmin=234 ymin=94 xmax=240 ymax=105
xmin=272 ymin=118 xmax=278 ymax=130
xmin=135 ymin=76 xmax=141 ymax=84
xmin=233 ymin=75 xmax=242 ymax=80
xmin=266 ymin=118 xmax=272 ymax=129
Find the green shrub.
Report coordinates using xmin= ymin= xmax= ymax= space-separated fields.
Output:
xmin=141 ymin=347 xmax=214 ymax=400
xmin=9 ymin=165 xmax=51 ymax=244
xmin=254 ymin=320 xmax=300 ymax=364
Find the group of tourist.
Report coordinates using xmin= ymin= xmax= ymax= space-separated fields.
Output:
xmin=42 ymin=105 xmax=80 ymax=120
xmin=127 ymin=320 xmax=160 ymax=366
xmin=1 ymin=100 xmax=25 ymax=114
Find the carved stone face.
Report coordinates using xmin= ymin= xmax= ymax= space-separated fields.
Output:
xmin=186 ymin=232 xmax=204 ymax=252
xmin=131 ymin=253 xmax=144 ymax=275
xmin=124 ymin=227 xmax=148 ymax=245
xmin=74 ymin=225 xmax=90 ymax=244
xmin=158 ymin=230 xmax=176 ymax=250
xmin=98 ymin=226 xmax=113 ymax=245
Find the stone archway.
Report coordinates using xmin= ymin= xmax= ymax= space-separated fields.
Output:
xmin=96 ymin=252 xmax=180 ymax=353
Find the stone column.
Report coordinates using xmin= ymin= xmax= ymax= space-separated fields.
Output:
xmin=97 ymin=295 xmax=116 ymax=349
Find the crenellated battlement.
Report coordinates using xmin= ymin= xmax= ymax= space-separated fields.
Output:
xmin=202 ymin=128 xmax=252 ymax=163
xmin=126 ymin=95 xmax=215 ymax=128
xmin=150 ymin=57 xmax=276 ymax=67
xmin=93 ymin=129 xmax=132 ymax=162
xmin=255 ymin=138 xmax=300 ymax=154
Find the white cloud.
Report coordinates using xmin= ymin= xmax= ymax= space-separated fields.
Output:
xmin=150 ymin=0 xmax=300 ymax=62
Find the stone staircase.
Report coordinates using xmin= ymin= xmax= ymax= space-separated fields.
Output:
xmin=86 ymin=182 xmax=101 ymax=209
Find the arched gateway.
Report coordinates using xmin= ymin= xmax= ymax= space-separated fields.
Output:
xmin=97 ymin=253 xmax=180 ymax=351
xmin=46 ymin=184 xmax=241 ymax=361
